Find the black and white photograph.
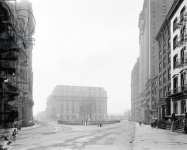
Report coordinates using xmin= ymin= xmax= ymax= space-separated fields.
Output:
xmin=1 ymin=0 xmax=187 ymax=150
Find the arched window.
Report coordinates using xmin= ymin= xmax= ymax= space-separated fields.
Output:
xmin=180 ymin=6 xmax=186 ymax=22
xmin=181 ymin=47 xmax=185 ymax=64
xmin=173 ymin=54 xmax=178 ymax=69
xmin=173 ymin=35 xmax=178 ymax=50
xmin=181 ymin=100 xmax=186 ymax=114
xmin=173 ymin=18 xmax=178 ymax=32
xmin=173 ymin=76 xmax=178 ymax=93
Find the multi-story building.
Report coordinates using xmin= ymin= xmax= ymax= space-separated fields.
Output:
xmin=135 ymin=0 xmax=174 ymax=123
xmin=168 ymin=0 xmax=187 ymax=118
xmin=46 ymin=85 xmax=107 ymax=122
xmin=131 ymin=59 xmax=140 ymax=121
xmin=155 ymin=0 xmax=187 ymax=122
xmin=0 ymin=1 xmax=34 ymax=127
xmin=156 ymin=9 xmax=172 ymax=120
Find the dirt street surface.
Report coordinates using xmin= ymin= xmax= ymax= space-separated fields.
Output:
xmin=10 ymin=120 xmax=187 ymax=150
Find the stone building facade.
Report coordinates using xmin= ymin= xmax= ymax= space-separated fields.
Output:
xmin=46 ymin=85 xmax=107 ymax=122
xmin=155 ymin=0 xmax=187 ymax=122
xmin=156 ymin=7 xmax=172 ymax=120
xmin=169 ymin=0 xmax=187 ymax=117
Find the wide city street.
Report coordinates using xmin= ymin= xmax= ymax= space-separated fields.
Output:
xmin=9 ymin=120 xmax=187 ymax=150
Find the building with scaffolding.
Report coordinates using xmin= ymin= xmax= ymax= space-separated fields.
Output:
xmin=0 ymin=0 xmax=35 ymax=127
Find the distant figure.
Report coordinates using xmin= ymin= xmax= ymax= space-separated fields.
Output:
xmin=139 ymin=121 xmax=142 ymax=126
xmin=184 ymin=113 xmax=187 ymax=133
xmin=98 ymin=123 xmax=102 ymax=127
xmin=171 ymin=113 xmax=176 ymax=131
xmin=12 ymin=129 xmax=17 ymax=141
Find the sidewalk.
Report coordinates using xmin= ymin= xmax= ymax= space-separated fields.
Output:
xmin=21 ymin=123 xmax=40 ymax=131
xmin=133 ymin=124 xmax=187 ymax=150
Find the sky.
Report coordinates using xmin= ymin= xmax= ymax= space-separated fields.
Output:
xmin=31 ymin=0 xmax=144 ymax=115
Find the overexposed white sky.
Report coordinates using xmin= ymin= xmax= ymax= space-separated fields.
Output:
xmin=31 ymin=0 xmax=144 ymax=115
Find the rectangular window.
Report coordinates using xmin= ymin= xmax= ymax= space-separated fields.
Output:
xmin=184 ymin=50 xmax=187 ymax=64
xmin=173 ymin=18 xmax=178 ymax=32
xmin=180 ymin=25 xmax=185 ymax=43
xmin=181 ymin=48 xmax=185 ymax=64
xmin=181 ymin=72 xmax=185 ymax=88
xmin=173 ymin=77 xmax=178 ymax=93
xmin=166 ymin=100 xmax=171 ymax=115
xmin=173 ymin=101 xmax=178 ymax=114
xmin=180 ymin=6 xmax=186 ymax=23
xmin=181 ymin=100 xmax=186 ymax=114
xmin=173 ymin=54 xmax=178 ymax=69
xmin=173 ymin=35 xmax=178 ymax=50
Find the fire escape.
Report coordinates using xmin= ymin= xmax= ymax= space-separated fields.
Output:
xmin=0 ymin=1 xmax=20 ymax=127
xmin=0 ymin=0 xmax=35 ymax=127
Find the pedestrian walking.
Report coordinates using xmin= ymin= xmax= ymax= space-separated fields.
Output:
xmin=12 ymin=128 xmax=17 ymax=141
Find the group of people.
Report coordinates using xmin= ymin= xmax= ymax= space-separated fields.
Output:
xmin=149 ymin=112 xmax=187 ymax=133
xmin=82 ymin=120 xmax=103 ymax=127
xmin=98 ymin=123 xmax=103 ymax=127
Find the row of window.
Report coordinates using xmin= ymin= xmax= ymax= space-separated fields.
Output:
xmin=173 ymin=29 xmax=186 ymax=50
xmin=159 ymin=83 xmax=171 ymax=98
xmin=173 ymin=6 xmax=186 ymax=50
xmin=158 ymin=30 xmax=170 ymax=61
xmin=159 ymin=54 xmax=171 ymax=72
xmin=173 ymin=47 xmax=187 ymax=69
xmin=173 ymin=71 xmax=187 ymax=93
xmin=173 ymin=6 xmax=186 ymax=33
xmin=159 ymin=68 xmax=171 ymax=86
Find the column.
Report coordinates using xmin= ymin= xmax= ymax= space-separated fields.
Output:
xmin=178 ymin=101 xmax=181 ymax=115
xmin=171 ymin=100 xmax=174 ymax=115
